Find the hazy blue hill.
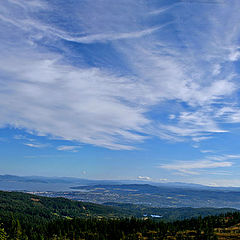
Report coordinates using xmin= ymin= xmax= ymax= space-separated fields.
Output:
xmin=0 ymin=174 xmax=121 ymax=191
xmin=0 ymin=174 xmax=216 ymax=190
xmin=3 ymin=174 xmax=240 ymax=192
xmin=71 ymin=184 xmax=240 ymax=208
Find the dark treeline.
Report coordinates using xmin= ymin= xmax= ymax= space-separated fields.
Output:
xmin=1 ymin=191 xmax=240 ymax=239
xmin=1 ymin=211 xmax=240 ymax=239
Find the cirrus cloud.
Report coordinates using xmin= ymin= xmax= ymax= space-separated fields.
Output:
xmin=0 ymin=0 xmax=240 ymax=150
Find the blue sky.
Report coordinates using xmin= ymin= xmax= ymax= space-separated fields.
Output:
xmin=1 ymin=0 xmax=240 ymax=186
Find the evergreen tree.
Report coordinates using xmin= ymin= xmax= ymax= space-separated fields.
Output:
xmin=0 ymin=224 xmax=7 ymax=240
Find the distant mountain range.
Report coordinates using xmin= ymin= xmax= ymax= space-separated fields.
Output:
xmin=1 ymin=174 xmax=236 ymax=191
xmin=0 ymin=174 xmax=121 ymax=191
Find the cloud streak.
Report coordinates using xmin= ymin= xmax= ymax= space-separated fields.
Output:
xmin=57 ymin=26 xmax=163 ymax=44
xmin=23 ymin=143 xmax=48 ymax=148
xmin=158 ymin=154 xmax=236 ymax=175
xmin=57 ymin=145 xmax=81 ymax=152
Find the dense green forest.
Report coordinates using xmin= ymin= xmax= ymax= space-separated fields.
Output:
xmin=1 ymin=190 xmax=240 ymax=239
xmin=2 ymin=209 xmax=240 ymax=239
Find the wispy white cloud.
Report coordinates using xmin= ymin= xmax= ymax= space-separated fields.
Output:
xmin=57 ymin=26 xmax=163 ymax=44
xmin=23 ymin=143 xmax=48 ymax=148
xmin=0 ymin=54 xmax=150 ymax=149
xmin=8 ymin=0 xmax=47 ymax=9
xmin=0 ymin=0 xmax=240 ymax=150
xmin=138 ymin=176 xmax=151 ymax=181
xmin=14 ymin=134 xmax=48 ymax=148
xmin=200 ymin=150 xmax=215 ymax=153
xmin=224 ymin=154 xmax=240 ymax=159
xmin=159 ymin=159 xmax=233 ymax=175
xmin=57 ymin=145 xmax=81 ymax=152
xmin=14 ymin=135 xmax=35 ymax=142
xmin=158 ymin=154 xmax=236 ymax=175
xmin=149 ymin=3 xmax=179 ymax=15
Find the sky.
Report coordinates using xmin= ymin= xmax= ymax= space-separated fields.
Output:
xmin=1 ymin=0 xmax=240 ymax=186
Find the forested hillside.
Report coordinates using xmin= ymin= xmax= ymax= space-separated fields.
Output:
xmin=0 ymin=190 xmax=235 ymax=221
xmin=1 ymin=190 xmax=240 ymax=239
